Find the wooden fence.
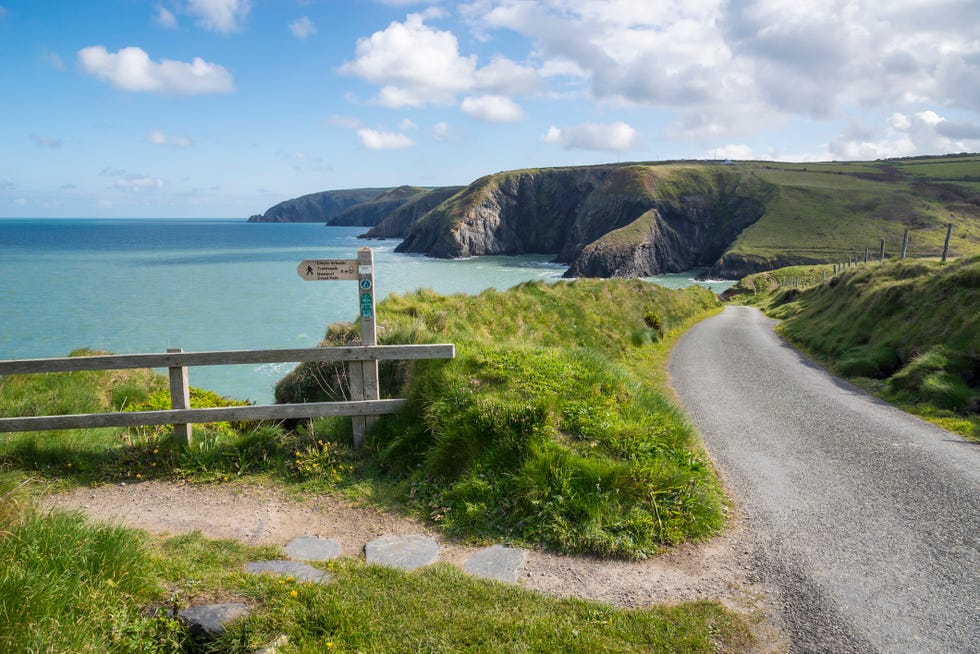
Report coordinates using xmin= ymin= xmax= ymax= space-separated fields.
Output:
xmin=0 ymin=343 xmax=454 ymax=447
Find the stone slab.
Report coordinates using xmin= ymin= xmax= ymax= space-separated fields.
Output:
xmin=364 ymin=534 xmax=439 ymax=570
xmin=284 ymin=535 xmax=342 ymax=561
xmin=178 ymin=602 xmax=249 ymax=637
xmin=245 ymin=560 xmax=332 ymax=583
xmin=462 ymin=545 xmax=528 ymax=583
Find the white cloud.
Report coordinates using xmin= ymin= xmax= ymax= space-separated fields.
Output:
xmin=473 ymin=57 xmax=542 ymax=95
xmin=341 ymin=13 xmax=476 ymax=106
xmin=357 ymin=128 xmax=415 ymax=149
xmin=30 ymin=134 xmax=62 ymax=148
xmin=78 ymin=46 xmax=234 ymax=95
xmin=460 ymin=95 xmax=525 ymax=122
xmin=830 ymin=110 xmax=980 ymax=160
xmin=185 ymin=0 xmax=251 ymax=33
xmin=432 ymin=121 xmax=453 ymax=141
xmin=341 ymin=14 xmax=544 ymax=110
xmin=155 ymin=5 xmax=177 ymax=28
xmin=541 ymin=121 xmax=640 ymax=152
xmin=399 ymin=118 xmax=418 ymax=130
xmin=289 ymin=16 xmax=316 ymax=40
xmin=712 ymin=144 xmax=755 ymax=160
xmin=114 ymin=175 xmax=165 ymax=192
xmin=466 ymin=0 xmax=980 ymax=145
xmin=146 ymin=130 xmax=193 ymax=147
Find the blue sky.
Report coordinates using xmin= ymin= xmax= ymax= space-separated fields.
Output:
xmin=2 ymin=0 xmax=979 ymax=218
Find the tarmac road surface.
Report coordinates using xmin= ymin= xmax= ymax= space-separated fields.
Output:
xmin=669 ymin=305 xmax=979 ymax=653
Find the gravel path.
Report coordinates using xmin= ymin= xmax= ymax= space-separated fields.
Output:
xmin=669 ymin=305 xmax=980 ymax=653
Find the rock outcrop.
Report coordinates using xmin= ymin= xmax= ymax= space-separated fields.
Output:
xmin=395 ymin=164 xmax=773 ymax=278
xmin=328 ymin=186 xmax=431 ymax=227
xmin=361 ymin=186 xmax=465 ymax=238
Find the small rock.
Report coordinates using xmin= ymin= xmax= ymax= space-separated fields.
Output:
xmin=462 ymin=545 xmax=528 ymax=583
xmin=284 ymin=535 xmax=341 ymax=562
xmin=365 ymin=535 xmax=439 ymax=570
xmin=178 ymin=603 xmax=249 ymax=637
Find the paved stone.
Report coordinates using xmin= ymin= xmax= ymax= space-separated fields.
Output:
xmin=364 ymin=534 xmax=439 ymax=570
xmin=178 ymin=602 xmax=249 ymax=637
xmin=462 ymin=545 xmax=528 ymax=583
xmin=245 ymin=560 xmax=332 ymax=583
xmin=284 ymin=535 xmax=341 ymax=561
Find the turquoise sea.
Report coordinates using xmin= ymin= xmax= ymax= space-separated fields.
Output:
xmin=0 ymin=219 xmax=733 ymax=403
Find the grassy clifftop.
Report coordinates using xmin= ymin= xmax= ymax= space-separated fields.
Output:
xmin=394 ymin=155 xmax=980 ymax=278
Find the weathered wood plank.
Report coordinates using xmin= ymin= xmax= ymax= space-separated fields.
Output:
xmin=0 ymin=399 xmax=408 ymax=433
xmin=0 ymin=344 xmax=455 ymax=375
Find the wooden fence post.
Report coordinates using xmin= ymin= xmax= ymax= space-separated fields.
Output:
xmin=167 ymin=348 xmax=192 ymax=447
xmin=901 ymin=229 xmax=910 ymax=259
xmin=879 ymin=238 xmax=885 ymax=262
xmin=942 ymin=223 xmax=953 ymax=263
xmin=352 ymin=247 xmax=379 ymax=447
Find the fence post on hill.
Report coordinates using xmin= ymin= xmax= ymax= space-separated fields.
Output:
xmin=942 ymin=223 xmax=953 ymax=263
xmin=864 ymin=247 xmax=869 ymax=263
xmin=879 ymin=238 xmax=885 ymax=262
xmin=352 ymin=247 xmax=379 ymax=448
xmin=167 ymin=348 xmax=193 ymax=447
xmin=901 ymin=229 xmax=910 ymax=259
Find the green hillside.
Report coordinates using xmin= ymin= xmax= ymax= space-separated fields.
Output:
xmin=736 ymin=256 xmax=980 ymax=439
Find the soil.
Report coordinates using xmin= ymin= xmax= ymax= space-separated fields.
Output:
xmin=43 ymin=479 xmax=788 ymax=652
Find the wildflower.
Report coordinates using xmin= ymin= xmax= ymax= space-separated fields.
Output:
xmin=327 ymin=643 xmax=334 ymax=649
xmin=290 ymin=590 xmax=298 ymax=597
xmin=66 ymin=463 xmax=72 ymax=468
xmin=135 ymin=473 xmax=142 ymax=479
xmin=152 ymin=448 xmax=158 ymax=454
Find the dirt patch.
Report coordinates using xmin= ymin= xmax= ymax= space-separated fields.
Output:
xmin=43 ymin=479 xmax=787 ymax=652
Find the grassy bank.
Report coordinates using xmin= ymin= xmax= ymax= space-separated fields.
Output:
xmin=730 ymin=257 xmax=979 ymax=439
xmin=277 ymin=279 xmax=725 ymax=558
xmin=0 ymin=473 xmax=753 ymax=653
xmin=0 ymin=275 xmax=752 ymax=652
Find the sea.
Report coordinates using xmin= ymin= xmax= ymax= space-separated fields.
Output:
xmin=0 ymin=219 xmax=733 ymax=403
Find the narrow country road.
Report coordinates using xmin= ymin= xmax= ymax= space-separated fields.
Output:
xmin=669 ymin=306 xmax=980 ymax=654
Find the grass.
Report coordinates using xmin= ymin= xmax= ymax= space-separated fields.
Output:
xmin=277 ymin=279 xmax=725 ymax=558
xmin=0 ymin=473 xmax=753 ymax=653
xmin=0 ymin=279 xmax=754 ymax=649
xmin=730 ymin=256 xmax=980 ymax=440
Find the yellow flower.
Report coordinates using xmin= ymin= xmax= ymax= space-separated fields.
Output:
xmin=290 ymin=590 xmax=298 ymax=597
xmin=326 ymin=643 xmax=334 ymax=649
xmin=135 ymin=473 xmax=142 ymax=479
xmin=66 ymin=463 xmax=72 ymax=468
xmin=152 ymin=448 xmax=158 ymax=454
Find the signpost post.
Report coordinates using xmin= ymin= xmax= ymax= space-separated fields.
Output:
xmin=297 ymin=247 xmax=378 ymax=446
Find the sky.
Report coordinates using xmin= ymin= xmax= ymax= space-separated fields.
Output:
xmin=1 ymin=0 xmax=979 ymax=218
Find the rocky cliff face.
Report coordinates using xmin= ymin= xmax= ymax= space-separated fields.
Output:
xmin=396 ymin=164 xmax=771 ymax=278
xmin=360 ymin=186 xmax=465 ymax=237
xmin=248 ymin=188 xmax=390 ymax=223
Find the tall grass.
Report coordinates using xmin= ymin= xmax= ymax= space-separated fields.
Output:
xmin=0 ymin=474 xmax=184 ymax=653
xmin=740 ymin=256 xmax=980 ymax=439
xmin=278 ymin=279 xmax=725 ymax=557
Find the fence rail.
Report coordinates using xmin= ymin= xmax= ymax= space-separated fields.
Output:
xmin=0 ymin=343 xmax=454 ymax=446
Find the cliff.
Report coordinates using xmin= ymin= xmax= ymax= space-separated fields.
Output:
xmin=361 ymin=186 xmax=465 ymax=238
xmin=329 ymin=186 xmax=437 ymax=227
xmin=396 ymin=164 xmax=772 ymax=278
xmin=248 ymin=188 xmax=391 ymax=223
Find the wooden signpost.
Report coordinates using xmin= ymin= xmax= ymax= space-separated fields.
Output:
xmin=298 ymin=247 xmax=379 ymax=446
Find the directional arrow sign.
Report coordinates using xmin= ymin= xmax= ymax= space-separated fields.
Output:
xmin=297 ymin=259 xmax=358 ymax=281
